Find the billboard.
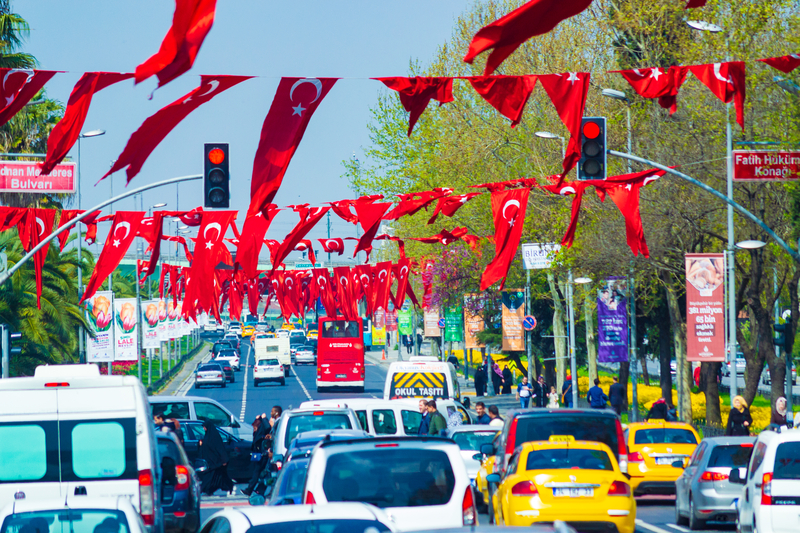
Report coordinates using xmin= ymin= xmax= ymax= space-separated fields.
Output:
xmin=464 ymin=293 xmax=486 ymax=350
xmin=142 ymin=300 xmax=160 ymax=349
xmin=686 ymin=253 xmax=726 ymax=362
xmin=113 ymin=298 xmax=139 ymax=361
xmin=372 ymin=325 xmax=387 ymax=346
xmin=501 ymin=289 xmax=525 ymax=351
xmin=0 ymin=160 xmax=76 ymax=193
xmin=444 ymin=307 xmax=463 ymax=342
xmin=424 ymin=308 xmax=440 ymax=337
xmin=85 ymin=291 xmax=114 ymax=362
xmin=398 ymin=308 xmax=413 ymax=335
xmin=157 ymin=299 xmax=169 ymax=341
xmin=733 ymin=151 xmax=800 ymax=181
xmin=521 ymin=243 xmax=561 ymax=269
xmin=597 ymin=277 xmax=629 ymax=363
xmin=386 ymin=309 xmax=398 ymax=332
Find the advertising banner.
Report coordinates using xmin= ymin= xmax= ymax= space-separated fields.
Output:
xmin=398 ymin=308 xmax=413 ymax=335
xmin=464 ymin=294 xmax=485 ymax=350
xmin=142 ymin=300 xmax=160 ymax=349
xmin=597 ymin=278 xmax=629 ymax=363
xmin=373 ymin=308 xmax=386 ymax=329
xmin=444 ymin=307 xmax=463 ymax=342
xmin=0 ymin=160 xmax=76 ymax=193
xmin=113 ymin=298 xmax=139 ymax=361
xmin=85 ymin=291 xmax=114 ymax=362
xmin=686 ymin=253 xmax=726 ymax=362
xmin=501 ymin=290 xmax=525 ymax=351
xmin=167 ymin=300 xmax=178 ymax=339
xmin=372 ymin=325 xmax=387 ymax=346
xmin=424 ymin=308 xmax=440 ymax=337
xmin=157 ymin=299 xmax=169 ymax=341
xmin=733 ymin=151 xmax=800 ymax=181
xmin=521 ymin=243 xmax=561 ymax=270
xmin=386 ymin=309 xmax=398 ymax=332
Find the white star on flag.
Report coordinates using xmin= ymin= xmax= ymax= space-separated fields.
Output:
xmin=112 ymin=239 xmax=120 ymax=247
xmin=625 ymin=183 xmax=633 ymax=190
xmin=567 ymin=72 xmax=580 ymax=83
xmin=205 ymin=241 xmax=214 ymax=250
xmin=650 ymin=68 xmax=663 ymax=80
xmin=292 ymin=104 xmax=306 ymax=116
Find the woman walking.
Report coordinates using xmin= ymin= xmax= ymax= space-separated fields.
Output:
xmin=725 ymin=395 xmax=753 ymax=436
xmin=491 ymin=363 xmax=502 ymax=395
xmin=199 ymin=420 xmax=234 ymax=496
xmin=501 ymin=365 xmax=513 ymax=394
xmin=771 ymin=396 xmax=788 ymax=428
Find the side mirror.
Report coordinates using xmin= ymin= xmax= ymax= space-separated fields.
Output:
xmin=729 ymin=468 xmax=746 ymax=485
xmin=193 ymin=459 xmax=208 ymax=473
xmin=485 ymin=473 xmax=501 ymax=485
xmin=672 ymin=460 xmax=685 ymax=469
xmin=480 ymin=443 xmax=495 ymax=456
xmin=472 ymin=453 xmax=483 ymax=461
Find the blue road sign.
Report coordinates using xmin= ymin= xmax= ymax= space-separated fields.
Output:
xmin=523 ymin=315 xmax=537 ymax=331
xmin=438 ymin=317 xmax=445 ymax=328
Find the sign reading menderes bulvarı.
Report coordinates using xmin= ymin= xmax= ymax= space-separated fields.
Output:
xmin=733 ymin=151 xmax=800 ymax=181
xmin=0 ymin=160 xmax=76 ymax=193
xmin=113 ymin=298 xmax=139 ymax=361
xmin=686 ymin=253 xmax=726 ymax=362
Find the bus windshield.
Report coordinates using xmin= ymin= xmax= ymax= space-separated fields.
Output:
xmin=321 ymin=320 xmax=360 ymax=339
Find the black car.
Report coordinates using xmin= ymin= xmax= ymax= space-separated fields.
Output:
xmin=177 ymin=420 xmax=254 ymax=483
xmin=157 ymin=432 xmax=201 ymax=533
xmin=212 ymin=341 xmax=234 ymax=356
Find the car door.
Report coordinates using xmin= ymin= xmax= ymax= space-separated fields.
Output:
xmin=217 ymin=428 xmax=251 ymax=482
xmin=740 ymin=441 xmax=768 ymax=529
xmin=194 ymin=402 xmax=240 ymax=436
xmin=679 ymin=441 xmax=706 ymax=513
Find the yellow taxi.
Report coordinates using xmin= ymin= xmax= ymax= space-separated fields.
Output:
xmin=475 ymin=452 xmax=498 ymax=512
xmin=242 ymin=325 xmax=255 ymax=337
xmin=281 ymin=323 xmax=295 ymax=331
xmin=307 ymin=329 xmax=318 ymax=339
xmin=488 ymin=436 xmax=635 ymax=533
xmin=626 ymin=420 xmax=699 ymax=497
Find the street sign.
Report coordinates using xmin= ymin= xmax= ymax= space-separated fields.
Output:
xmin=733 ymin=151 xmax=800 ymax=181
xmin=523 ymin=315 xmax=537 ymax=331
xmin=0 ymin=160 xmax=76 ymax=193
xmin=438 ymin=318 xmax=445 ymax=328
xmin=522 ymin=243 xmax=561 ymax=269
xmin=0 ymin=252 xmax=6 ymax=278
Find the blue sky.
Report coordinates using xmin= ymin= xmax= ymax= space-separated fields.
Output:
xmin=17 ymin=0 xmax=470 ymax=263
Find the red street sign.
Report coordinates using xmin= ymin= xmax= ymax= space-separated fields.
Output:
xmin=733 ymin=151 xmax=800 ymax=181
xmin=0 ymin=160 xmax=76 ymax=193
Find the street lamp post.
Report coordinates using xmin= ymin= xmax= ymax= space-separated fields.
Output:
xmin=535 ymin=131 xmax=566 ymax=159
xmin=568 ymin=275 xmax=593 ymax=408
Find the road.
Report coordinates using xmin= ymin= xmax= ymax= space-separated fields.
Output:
xmin=183 ymin=336 xmax=735 ymax=533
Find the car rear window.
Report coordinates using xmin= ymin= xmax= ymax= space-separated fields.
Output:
xmin=322 ymin=448 xmax=455 ymax=508
xmin=258 ymin=359 xmax=280 ymax=366
xmin=0 ymin=423 xmax=56 ymax=482
xmin=707 ymin=444 xmax=753 ymax=468
xmin=514 ymin=415 xmax=619 ymax=453
xmin=634 ymin=428 xmax=697 ymax=445
xmin=0 ymin=509 xmax=131 ymax=533
xmin=526 ymin=448 xmax=614 ymax=471
xmin=218 ymin=351 xmax=237 ymax=357
xmin=62 ymin=419 xmax=137 ymax=481
xmin=773 ymin=442 xmax=800 ymax=480
xmin=198 ymin=364 xmax=222 ymax=372
xmin=158 ymin=438 xmax=183 ymax=464
xmin=452 ymin=431 xmax=498 ymax=451
xmin=285 ymin=414 xmax=352 ymax=447
xmin=246 ymin=520 xmax=390 ymax=533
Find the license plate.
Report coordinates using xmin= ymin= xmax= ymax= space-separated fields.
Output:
xmin=336 ymin=374 xmax=346 ymax=378
xmin=553 ymin=488 xmax=593 ymax=498
xmin=656 ymin=457 xmax=677 ymax=465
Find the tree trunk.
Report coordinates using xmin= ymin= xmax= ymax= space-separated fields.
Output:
xmin=665 ymin=280 xmax=691 ymax=422
xmin=585 ymin=297 xmax=598 ymax=383
xmin=639 ymin=353 xmax=650 ymax=386
xmin=703 ymin=362 xmax=722 ymax=425
xmin=548 ymin=272 xmax=567 ymax=391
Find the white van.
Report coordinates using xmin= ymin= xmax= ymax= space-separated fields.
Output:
xmin=0 ymin=365 xmax=163 ymax=532
xmin=383 ymin=361 xmax=461 ymax=401
xmin=253 ymin=337 xmax=291 ymax=377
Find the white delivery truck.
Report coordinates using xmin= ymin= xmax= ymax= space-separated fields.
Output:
xmin=253 ymin=337 xmax=291 ymax=377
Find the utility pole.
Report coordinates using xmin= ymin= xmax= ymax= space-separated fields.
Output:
xmin=327 ymin=211 xmax=331 ymax=263
xmin=629 ymin=268 xmax=639 ymax=422
xmin=568 ymin=270 xmax=578 ymax=408
xmin=526 ymin=269 xmax=533 ymax=384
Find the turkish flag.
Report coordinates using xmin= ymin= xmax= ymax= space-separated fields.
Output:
xmin=312 ymin=268 xmax=337 ymax=317
xmin=135 ymin=0 xmax=217 ymax=88
xmin=383 ymin=188 xmax=451 ymax=221
xmin=169 ymin=206 xmax=204 ymax=227
xmin=372 ymin=261 xmax=394 ymax=313
xmin=353 ymin=201 xmax=391 ymax=260
xmin=81 ymin=211 xmax=145 ymax=304
xmin=277 ymin=270 xmax=300 ymax=319
xmin=601 ymin=170 xmax=666 ymax=258
xmin=392 ymin=259 xmax=412 ymax=309
xmin=333 ymin=266 xmax=359 ymax=320
xmin=374 ymin=234 xmax=407 ymax=260
xmin=318 ymin=237 xmax=345 ymax=255
xmin=410 ymin=227 xmax=469 ymax=245
xmin=375 ymin=77 xmax=453 ymax=136
xmin=0 ymin=207 xmax=26 ymax=232
xmin=480 ymin=188 xmax=529 ymax=290
xmin=40 ymin=72 xmax=133 ymax=175
xmin=0 ymin=69 xmax=58 ymax=128
xmin=327 ymin=199 xmax=359 ymax=224
xmin=427 ymin=193 xmax=481 ymax=224
xmin=248 ymin=78 xmax=338 ymax=217
xmin=463 ymin=0 xmax=593 ymax=75
xmin=17 ymin=208 xmax=57 ymax=308
xmin=614 ymin=66 xmax=688 ymax=114
xmin=352 ymin=265 xmax=374 ymax=315
xmin=759 ymin=54 xmax=800 ymax=74
xmin=163 ymin=235 xmax=193 ymax=262
xmin=102 ymin=75 xmax=250 ymax=184
xmin=235 ymin=206 xmax=279 ymax=279
xmin=540 ymin=181 xmax=589 ymax=248
xmin=270 ymin=206 xmax=329 ymax=271
xmin=184 ymin=210 xmax=236 ymax=321
xmin=56 ymin=209 xmax=83 ymax=251
xmin=468 ymin=75 xmax=537 ymax=126
xmin=538 ymin=72 xmax=591 ymax=180
xmin=688 ymin=62 xmax=746 ymax=131
xmin=294 ymin=239 xmax=316 ymax=265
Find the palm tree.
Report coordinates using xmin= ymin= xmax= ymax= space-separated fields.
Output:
xmin=0 ymin=0 xmax=35 ymax=69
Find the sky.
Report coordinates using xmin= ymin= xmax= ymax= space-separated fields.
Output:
xmin=16 ymin=0 xmax=471 ymax=264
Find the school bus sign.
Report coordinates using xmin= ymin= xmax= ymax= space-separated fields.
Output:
xmin=733 ymin=151 xmax=800 ymax=181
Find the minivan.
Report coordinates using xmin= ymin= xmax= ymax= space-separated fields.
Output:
xmin=149 ymin=396 xmax=252 ymax=439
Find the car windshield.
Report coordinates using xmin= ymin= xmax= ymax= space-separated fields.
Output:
xmin=275 ymin=459 xmax=310 ymax=497
xmin=246 ymin=520 xmax=390 ymax=533
xmin=285 ymin=414 xmax=353 ymax=447
xmin=217 ymin=351 xmax=237 ymax=357
xmin=526 ymin=448 xmax=614 ymax=471
xmin=258 ymin=359 xmax=280 ymax=366
xmin=321 ymin=320 xmax=360 ymax=339
xmin=514 ymin=415 xmax=620 ymax=454
xmin=198 ymin=364 xmax=222 ymax=372
xmin=322 ymin=448 xmax=455 ymax=508
xmin=290 ymin=338 xmax=305 ymax=346
xmin=773 ymin=442 xmax=800 ymax=480
xmin=634 ymin=428 xmax=697 ymax=445
xmin=0 ymin=510 xmax=131 ymax=533
xmin=451 ymin=431 xmax=498 ymax=451
xmin=707 ymin=444 xmax=754 ymax=468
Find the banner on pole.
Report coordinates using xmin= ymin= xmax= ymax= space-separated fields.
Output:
xmin=502 ymin=290 xmax=525 ymax=351
xmin=85 ymin=291 xmax=114 ymax=362
xmin=167 ymin=301 xmax=178 ymax=339
xmin=142 ymin=300 xmax=160 ymax=349
xmin=521 ymin=243 xmax=560 ymax=270
xmin=686 ymin=253 xmax=726 ymax=362
xmin=386 ymin=309 xmax=398 ymax=332
xmin=398 ymin=308 xmax=413 ymax=335
xmin=464 ymin=294 xmax=486 ymax=350
xmin=372 ymin=325 xmax=387 ymax=346
xmin=597 ymin=277 xmax=629 ymax=363
xmin=444 ymin=307 xmax=463 ymax=342
xmin=424 ymin=308 xmax=440 ymax=337
xmin=113 ymin=298 xmax=139 ymax=361
xmin=157 ymin=299 xmax=169 ymax=341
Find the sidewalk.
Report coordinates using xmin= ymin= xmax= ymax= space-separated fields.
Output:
xmin=157 ymin=344 xmax=211 ymax=396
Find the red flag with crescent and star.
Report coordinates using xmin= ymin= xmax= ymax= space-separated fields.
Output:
xmin=427 ymin=193 xmax=481 ymax=224
xmin=391 ymin=259 xmax=412 ymax=309
xmin=235 ymin=205 xmax=279 ymax=279
xmin=138 ymin=212 xmax=167 ymax=280
xmin=759 ymin=53 xmax=800 ymax=74
xmin=353 ymin=201 xmax=392 ymax=261
xmin=81 ymin=211 xmax=145 ymax=304
xmin=101 ymin=75 xmax=251 ymax=184
xmin=0 ymin=69 xmax=58 ymax=128
xmin=688 ymin=62 xmax=746 ymax=131
xmin=371 ymin=261 xmax=394 ymax=313
xmin=480 ymin=188 xmax=529 ymax=290
xmin=613 ymin=66 xmax=688 ymax=114
xmin=537 ymin=72 xmax=591 ymax=181
xmin=312 ymin=268 xmax=337 ymax=317
xmin=184 ymin=210 xmax=236 ymax=321
xmin=375 ymin=77 xmax=453 ymax=136
xmin=333 ymin=266 xmax=359 ymax=321
xmin=383 ymin=188 xmax=452 ymax=221
xmin=353 ymin=265 xmax=374 ymax=315
xmin=318 ymin=237 xmax=345 ymax=255
xmin=248 ymin=77 xmax=338 ymax=218
xmin=17 ymin=208 xmax=57 ymax=309
xmin=294 ymin=239 xmax=316 ymax=265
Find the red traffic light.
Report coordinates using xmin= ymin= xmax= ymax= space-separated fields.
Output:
xmin=582 ymin=121 xmax=601 ymax=139
xmin=208 ymin=148 xmax=225 ymax=165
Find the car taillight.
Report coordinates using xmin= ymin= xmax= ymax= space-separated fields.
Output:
xmin=216 ymin=373 xmax=223 ymax=378
xmin=504 ymin=417 xmax=518 ymax=455
xmin=279 ymin=365 xmax=284 ymax=371
xmin=175 ymin=465 xmax=189 ymax=490
xmin=608 ymin=481 xmax=631 ymax=496
xmin=628 ymin=452 xmax=644 ymax=463
xmin=511 ymin=480 xmax=538 ymax=496
xmin=138 ymin=469 xmax=155 ymax=525
xmin=305 ymin=491 xmax=316 ymax=504
xmin=699 ymin=471 xmax=728 ymax=482
xmin=462 ymin=486 xmax=476 ymax=525
xmin=761 ymin=473 xmax=772 ymax=505
xmin=224 ymin=366 xmax=231 ymax=372
xmin=616 ymin=420 xmax=628 ymax=473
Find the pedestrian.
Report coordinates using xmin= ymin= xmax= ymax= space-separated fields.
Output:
xmin=536 ymin=376 xmax=548 ymax=407
xmin=771 ymin=396 xmax=788 ymax=427
xmin=480 ymin=360 xmax=489 ymax=395
xmin=242 ymin=414 xmax=269 ymax=497
xmin=547 ymin=386 xmax=559 ymax=408
xmin=517 ymin=377 xmax=533 ymax=409
xmin=561 ymin=374 xmax=573 ymax=408
xmin=426 ymin=400 xmax=447 ymax=435
xmin=501 ymin=365 xmax=513 ymax=394
xmin=608 ymin=376 xmax=626 ymax=416
xmin=491 ymin=363 xmax=502 ymax=395
xmin=405 ymin=335 xmax=413 ymax=354
xmin=447 ymin=354 xmax=460 ymax=369
xmin=487 ymin=405 xmax=504 ymax=427
xmin=417 ymin=399 xmax=430 ymax=435
xmin=198 ymin=420 xmax=234 ymax=496
xmin=474 ymin=402 xmax=491 ymax=424
xmin=726 ymin=395 xmax=752 ymax=436
xmin=646 ymin=398 xmax=669 ymax=420
xmin=531 ymin=376 xmax=542 ymax=406
xmin=268 ymin=405 xmax=282 ymax=438
xmin=416 ymin=332 xmax=423 ymax=351
xmin=587 ymin=378 xmax=609 ymax=409
xmin=474 ymin=365 xmax=486 ymax=397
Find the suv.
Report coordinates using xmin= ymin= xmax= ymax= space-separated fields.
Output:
xmin=215 ymin=349 xmax=241 ymax=371
xmin=303 ymin=437 xmax=477 ymax=531
xmin=150 ymin=396 xmax=252 ymax=439
xmin=271 ymin=408 xmax=361 ymax=465
xmin=732 ymin=428 xmax=800 ymax=533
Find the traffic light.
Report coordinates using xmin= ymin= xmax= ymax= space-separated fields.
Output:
xmin=204 ymin=143 xmax=230 ymax=208
xmin=1 ymin=324 xmax=21 ymax=378
xmin=774 ymin=323 xmax=792 ymax=351
xmin=577 ymin=117 xmax=607 ymax=181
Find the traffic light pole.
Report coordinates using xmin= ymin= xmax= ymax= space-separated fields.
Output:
xmin=1 ymin=324 xmax=8 ymax=379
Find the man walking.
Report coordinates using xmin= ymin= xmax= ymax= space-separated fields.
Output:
xmin=475 ymin=402 xmax=491 ymax=424
xmin=517 ymin=377 xmax=533 ymax=409
xmin=608 ymin=376 xmax=626 ymax=416
xmin=417 ymin=399 xmax=430 ymax=435
xmin=427 ymin=400 xmax=447 ymax=435
xmin=561 ymin=374 xmax=574 ymax=408
xmin=587 ymin=378 xmax=609 ymax=409
xmin=536 ymin=376 xmax=548 ymax=407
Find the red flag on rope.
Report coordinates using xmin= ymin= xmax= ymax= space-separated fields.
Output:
xmin=353 ymin=201 xmax=391 ymax=261
xmin=372 ymin=261 xmax=394 ymax=313
xmin=427 ymin=193 xmax=481 ymax=224
xmin=383 ymin=188 xmax=452 ymax=221
xmin=537 ymin=72 xmax=591 ymax=180
xmin=17 ymin=208 xmax=57 ymax=308
xmin=318 ymin=237 xmax=345 ymax=255
xmin=333 ymin=266 xmax=359 ymax=321
xmin=480 ymin=188 xmax=529 ymax=290
xmin=467 ymin=75 xmax=537 ymax=126
xmin=392 ymin=259 xmax=412 ymax=309
xmin=235 ymin=205 xmax=279 ymax=279
xmin=688 ymin=62 xmax=746 ymax=131
xmin=184 ymin=210 xmax=236 ymax=321
xmin=270 ymin=207 xmax=330 ymax=271
xmin=759 ymin=54 xmax=800 ymax=73
xmin=409 ymin=227 xmax=469 ymax=245
xmin=375 ymin=77 xmax=453 ymax=136
xmin=614 ymin=66 xmax=688 ymax=114
xmin=0 ymin=69 xmax=58 ymax=127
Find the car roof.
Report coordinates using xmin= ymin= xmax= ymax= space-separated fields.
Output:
xmin=293 ymin=429 xmax=371 ymax=440
xmin=287 ymin=407 xmax=355 ymax=416
xmin=627 ymin=421 xmax=696 ymax=430
xmin=318 ymin=435 xmax=458 ymax=450
xmin=225 ymin=502 xmax=388 ymax=524
xmin=301 ymin=398 xmax=403 ymax=409
xmin=1 ymin=497 xmax=137 ymax=515
xmin=511 ymin=407 xmax=619 ymax=419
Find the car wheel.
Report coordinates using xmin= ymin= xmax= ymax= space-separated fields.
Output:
xmin=285 ymin=368 xmax=290 ymax=377
xmin=280 ymin=378 xmax=286 ymax=386
xmin=194 ymin=383 xmax=200 ymax=389
xmin=688 ymin=496 xmax=705 ymax=530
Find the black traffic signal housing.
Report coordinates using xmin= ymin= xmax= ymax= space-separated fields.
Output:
xmin=774 ymin=322 xmax=792 ymax=351
xmin=204 ymin=143 xmax=230 ymax=208
xmin=577 ymin=117 xmax=607 ymax=181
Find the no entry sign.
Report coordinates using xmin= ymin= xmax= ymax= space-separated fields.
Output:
xmin=523 ymin=315 xmax=537 ymax=331
xmin=437 ymin=317 xmax=445 ymax=329
xmin=733 ymin=151 xmax=800 ymax=181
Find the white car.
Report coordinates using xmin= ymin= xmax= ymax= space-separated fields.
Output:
xmin=271 ymin=408 xmax=361 ymax=463
xmin=200 ymin=503 xmax=397 ymax=533
xmin=276 ymin=329 xmax=290 ymax=338
xmin=303 ymin=436 xmax=477 ymax=531
xmin=732 ymin=428 xmax=800 ymax=533
xmin=444 ymin=425 xmax=500 ymax=482
xmin=215 ymin=351 xmax=240 ymax=371
xmin=253 ymin=356 xmax=286 ymax=387
xmin=0 ymin=497 xmax=147 ymax=533
xmin=228 ymin=323 xmax=242 ymax=336
xmin=295 ymin=345 xmax=316 ymax=365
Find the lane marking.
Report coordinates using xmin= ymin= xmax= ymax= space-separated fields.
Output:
xmin=636 ymin=519 xmax=677 ymax=533
xmin=665 ymin=525 xmax=690 ymax=533
xmin=239 ymin=343 xmax=252 ymax=422
xmin=292 ymin=365 xmax=313 ymax=401
xmin=177 ymin=351 xmax=212 ymax=396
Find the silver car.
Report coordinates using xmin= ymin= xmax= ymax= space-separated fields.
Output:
xmin=194 ymin=362 xmax=226 ymax=388
xmin=444 ymin=425 xmax=500 ymax=483
xmin=674 ymin=436 xmax=756 ymax=529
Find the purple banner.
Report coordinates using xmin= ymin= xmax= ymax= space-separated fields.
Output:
xmin=597 ymin=277 xmax=629 ymax=363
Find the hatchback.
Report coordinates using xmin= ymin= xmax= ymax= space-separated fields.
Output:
xmin=194 ymin=363 xmax=226 ymax=388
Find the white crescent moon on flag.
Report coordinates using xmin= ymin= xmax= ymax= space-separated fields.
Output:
xmin=360 ymin=274 xmax=370 ymax=285
xmin=290 ymin=79 xmax=323 ymax=104
xmin=203 ymin=222 xmax=222 ymax=240
xmin=400 ymin=265 xmax=409 ymax=276
xmin=35 ymin=217 xmax=45 ymax=236
xmin=378 ymin=269 xmax=387 ymax=281
xmin=340 ymin=276 xmax=348 ymax=286
xmin=326 ymin=239 xmax=339 ymax=249
xmin=317 ymin=276 xmax=326 ymax=286
xmin=114 ymin=221 xmax=131 ymax=240
xmin=285 ymin=277 xmax=294 ymax=288
xmin=442 ymin=238 xmax=450 ymax=245
xmin=713 ymin=63 xmax=732 ymax=84
xmin=502 ymin=200 xmax=520 ymax=220
xmin=199 ymin=79 xmax=220 ymax=97
xmin=559 ymin=186 xmax=576 ymax=196
xmin=644 ymin=176 xmax=660 ymax=186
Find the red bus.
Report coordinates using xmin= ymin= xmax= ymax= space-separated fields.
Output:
xmin=316 ymin=317 xmax=365 ymax=392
